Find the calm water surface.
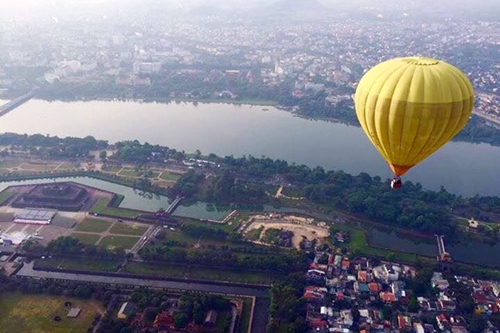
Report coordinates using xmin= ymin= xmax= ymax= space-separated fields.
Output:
xmin=0 ymin=176 xmax=220 ymax=219
xmin=0 ymin=99 xmax=497 ymax=197
xmin=369 ymin=227 xmax=500 ymax=267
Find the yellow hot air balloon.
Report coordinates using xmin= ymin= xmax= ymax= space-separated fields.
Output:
xmin=354 ymin=57 xmax=474 ymax=189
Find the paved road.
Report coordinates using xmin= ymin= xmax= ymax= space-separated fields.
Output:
xmin=474 ymin=110 xmax=500 ymax=126
xmin=16 ymin=262 xmax=269 ymax=297
xmin=17 ymin=262 xmax=270 ymax=332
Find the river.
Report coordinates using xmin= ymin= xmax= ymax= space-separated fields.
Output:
xmin=0 ymin=99 xmax=498 ymax=197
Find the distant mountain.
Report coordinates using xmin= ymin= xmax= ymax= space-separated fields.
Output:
xmin=267 ymin=0 xmax=327 ymax=14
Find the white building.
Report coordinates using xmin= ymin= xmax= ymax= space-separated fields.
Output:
xmin=133 ymin=61 xmax=161 ymax=74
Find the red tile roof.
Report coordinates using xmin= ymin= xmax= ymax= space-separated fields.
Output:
xmin=369 ymin=282 xmax=380 ymax=293
xmin=358 ymin=271 xmax=368 ymax=282
xmin=310 ymin=320 xmax=328 ymax=328
xmin=380 ymin=292 xmax=396 ymax=303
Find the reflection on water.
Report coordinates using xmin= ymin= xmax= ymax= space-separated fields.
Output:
xmin=0 ymin=177 xmax=220 ymax=219
xmin=369 ymin=227 xmax=500 ymax=267
xmin=173 ymin=202 xmax=231 ymax=220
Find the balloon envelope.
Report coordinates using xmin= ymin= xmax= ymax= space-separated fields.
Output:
xmin=354 ymin=57 xmax=474 ymax=176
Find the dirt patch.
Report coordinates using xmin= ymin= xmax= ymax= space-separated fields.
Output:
xmin=244 ymin=220 xmax=329 ymax=249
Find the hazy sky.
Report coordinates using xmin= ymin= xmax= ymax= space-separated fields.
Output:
xmin=0 ymin=0 xmax=498 ymax=20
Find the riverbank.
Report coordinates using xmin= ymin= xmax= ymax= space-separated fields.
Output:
xmin=34 ymin=95 xmax=278 ymax=107
xmin=3 ymin=99 xmax=500 ymax=196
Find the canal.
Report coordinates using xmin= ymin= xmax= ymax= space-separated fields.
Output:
xmin=0 ymin=99 xmax=499 ymax=197
xmin=0 ymin=176 xmax=224 ymax=220
xmin=368 ymin=227 xmax=500 ymax=268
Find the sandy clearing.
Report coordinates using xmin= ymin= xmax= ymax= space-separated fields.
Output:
xmin=245 ymin=220 xmax=329 ymax=249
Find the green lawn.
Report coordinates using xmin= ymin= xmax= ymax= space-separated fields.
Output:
xmin=71 ymin=233 xmax=100 ymax=245
xmin=216 ymin=311 xmax=231 ymax=332
xmin=163 ymin=231 xmax=227 ymax=247
xmin=56 ymin=162 xmax=79 ymax=170
xmin=19 ymin=163 xmax=57 ymax=171
xmin=0 ymin=292 xmax=104 ymax=333
xmin=159 ymin=171 xmax=183 ymax=182
xmin=0 ymin=190 xmax=13 ymax=205
xmin=246 ymin=227 xmax=263 ymax=241
xmin=181 ymin=218 xmax=236 ymax=233
xmin=125 ymin=262 xmax=187 ymax=277
xmin=0 ymin=212 xmax=13 ymax=222
xmin=119 ymin=168 xmax=143 ymax=177
xmin=125 ymin=262 xmax=275 ymax=285
xmin=261 ymin=228 xmax=281 ymax=244
xmin=99 ymin=236 xmax=140 ymax=249
xmin=109 ymin=223 xmax=148 ymax=236
xmin=0 ymin=160 xmax=22 ymax=168
xmin=37 ymin=257 xmax=120 ymax=272
xmin=75 ymin=218 xmax=112 ymax=233
xmin=238 ymin=297 xmax=253 ymax=333
xmin=102 ymin=166 xmax=123 ymax=173
xmin=90 ymin=198 xmax=140 ymax=219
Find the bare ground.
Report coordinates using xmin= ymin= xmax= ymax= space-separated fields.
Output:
xmin=244 ymin=219 xmax=329 ymax=249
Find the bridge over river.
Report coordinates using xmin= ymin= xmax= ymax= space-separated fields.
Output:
xmin=0 ymin=89 xmax=35 ymax=117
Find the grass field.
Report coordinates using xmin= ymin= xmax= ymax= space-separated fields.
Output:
xmin=71 ymin=233 xmax=100 ymax=245
xmin=0 ymin=292 xmax=104 ymax=333
xmin=238 ymin=297 xmax=253 ymax=333
xmin=216 ymin=311 xmax=231 ymax=332
xmin=109 ymin=223 xmax=148 ymax=236
xmin=37 ymin=258 xmax=120 ymax=272
xmin=125 ymin=262 xmax=186 ymax=277
xmin=181 ymin=218 xmax=236 ymax=233
xmin=19 ymin=163 xmax=57 ymax=171
xmin=246 ymin=227 xmax=263 ymax=241
xmin=0 ymin=190 xmax=13 ymax=205
xmin=99 ymin=235 xmax=139 ymax=249
xmin=159 ymin=171 xmax=183 ymax=182
xmin=119 ymin=168 xmax=143 ymax=177
xmin=102 ymin=166 xmax=123 ymax=173
xmin=125 ymin=262 xmax=275 ymax=285
xmin=90 ymin=198 xmax=140 ymax=219
xmin=0 ymin=212 xmax=14 ymax=222
xmin=163 ymin=230 xmax=228 ymax=247
xmin=76 ymin=218 xmax=112 ymax=233
xmin=0 ymin=160 xmax=22 ymax=168
xmin=154 ymin=180 xmax=176 ymax=188
xmin=56 ymin=162 xmax=79 ymax=170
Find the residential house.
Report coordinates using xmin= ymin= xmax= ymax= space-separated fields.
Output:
xmin=379 ymin=292 xmax=397 ymax=303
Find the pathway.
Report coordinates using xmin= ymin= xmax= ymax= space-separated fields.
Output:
xmin=16 ymin=261 xmax=270 ymax=297
xmin=474 ymin=110 xmax=500 ymax=126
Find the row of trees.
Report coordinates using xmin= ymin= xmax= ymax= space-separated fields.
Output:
xmin=0 ymin=133 xmax=106 ymax=159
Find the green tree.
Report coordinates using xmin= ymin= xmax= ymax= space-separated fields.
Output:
xmin=408 ymin=296 xmax=420 ymax=313
xmin=174 ymin=313 xmax=188 ymax=329
xmin=99 ymin=150 xmax=107 ymax=160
